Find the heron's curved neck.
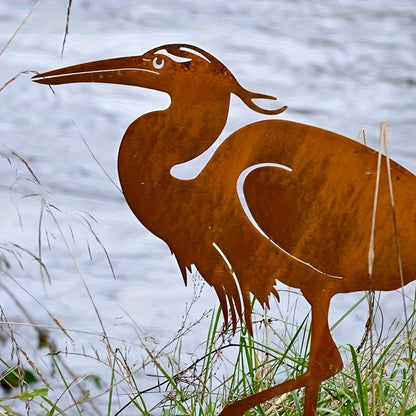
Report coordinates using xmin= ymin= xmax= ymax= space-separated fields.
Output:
xmin=118 ymin=92 xmax=231 ymax=179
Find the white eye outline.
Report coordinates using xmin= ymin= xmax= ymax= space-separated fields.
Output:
xmin=152 ymin=56 xmax=165 ymax=70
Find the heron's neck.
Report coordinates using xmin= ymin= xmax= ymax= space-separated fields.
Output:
xmin=117 ymin=93 xmax=231 ymax=233
xmin=118 ymin=93 xmax=230 ymax=179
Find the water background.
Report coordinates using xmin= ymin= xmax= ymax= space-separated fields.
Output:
xmin=1 ymin=0 xmax=416 ymax=413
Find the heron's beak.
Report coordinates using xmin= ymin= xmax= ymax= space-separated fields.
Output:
xmin=32 ymin=55 xmax=162 ymax=90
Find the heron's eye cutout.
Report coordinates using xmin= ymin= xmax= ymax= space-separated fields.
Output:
xmin=153 ymin=56 xmax=165 ymax=70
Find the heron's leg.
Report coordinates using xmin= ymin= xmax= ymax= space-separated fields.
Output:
xmin=219 ymin=294 xmax=343 ymax=416
xmin=218 ymin=373 xmax=310 ymax=416
xmin=302 ymin=293 xmax=343 ymax=415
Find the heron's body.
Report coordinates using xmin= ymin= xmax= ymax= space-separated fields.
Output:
xmin=33 ymin=44 xmax=416 ymax=415
xmin=121 ymin=112 xmax=416 ymax=300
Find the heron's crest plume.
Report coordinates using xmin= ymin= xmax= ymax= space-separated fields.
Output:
xmin=156 ymin=44 xmax=287 ymax=116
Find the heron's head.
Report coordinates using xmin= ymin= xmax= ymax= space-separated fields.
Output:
xmin=32 ymin=44 xmax=286 ymax=115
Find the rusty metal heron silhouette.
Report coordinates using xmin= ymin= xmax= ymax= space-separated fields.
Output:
xmin=33 ymin=44 xmax=416 ymax=415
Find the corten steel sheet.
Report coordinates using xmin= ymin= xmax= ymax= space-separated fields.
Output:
xmin=33 ymin=44 xmax=416 ymax=416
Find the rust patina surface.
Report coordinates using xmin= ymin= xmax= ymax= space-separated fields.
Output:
xmin=33 ymin=44 xmax=416 ymax=415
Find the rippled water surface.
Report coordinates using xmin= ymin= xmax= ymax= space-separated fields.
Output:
xmin=1 ymin=0 xmax=416 ymax=412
